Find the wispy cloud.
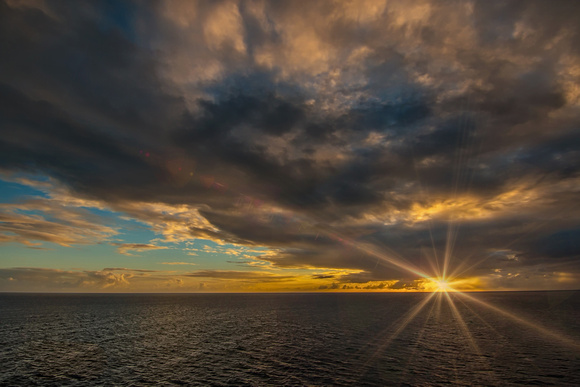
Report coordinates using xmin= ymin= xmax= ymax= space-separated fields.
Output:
xmin=110 ymin=243 xmax=170 ymax=256
xmin=0 ymin=198 xmax=117 ymax=247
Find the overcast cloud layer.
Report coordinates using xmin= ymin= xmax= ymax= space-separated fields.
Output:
xmin=1 ymin=0 xmax=579 ymax=291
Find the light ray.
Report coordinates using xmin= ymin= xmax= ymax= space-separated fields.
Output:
xmin=314 ymin=226 xmax=431 ymax=280
xmin=442 ymin=221 xmax=459 ymax=280
xmin=427 ymin=219 xmax=442 ymax=277
xmin=411 ymin=149 xmax=442 ymax=280
xmin=435 ymin=289 xmax=444 ymax=321
xmin=399 ymin=293 xmax=439 ymax=380
xmin=423 ymin=249 xmax=442 ymax=284
xmin=441 ymin=288 xmax=502 ymax=385
xmin=448 ymin=201 xmax=579 ymax=281
xmin=454 ymin=295 xmax=502 ymax=335
xmin=359 ymin=292 xmax=436 ymax=372
xmin=455 ymin=291 xmax=580 ymax=351
xmin=444 ymin=291 xmax=481 ymax=355
xmin=453 ymin=295 xmax=542 ymax=373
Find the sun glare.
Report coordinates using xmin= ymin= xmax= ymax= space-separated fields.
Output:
xmin=431 ymin=278 xmax=452 ymax=292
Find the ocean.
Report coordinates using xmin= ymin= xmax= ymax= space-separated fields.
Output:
xmin=1 ymin=291 xmax=579 ymax=386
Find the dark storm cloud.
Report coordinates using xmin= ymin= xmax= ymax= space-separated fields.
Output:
xmin=471 ymin=0 xmax=580 ymax=51
xmin=0 ymin=0 xmax=183 ymax=202
xmin=1 ymin=0 xmax=579 ymax=289
xmin=312 ymin=274 xmax=335 ymax=279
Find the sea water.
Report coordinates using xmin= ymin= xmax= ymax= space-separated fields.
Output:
xmin=1 ymin=291 xmax=579 ymax=386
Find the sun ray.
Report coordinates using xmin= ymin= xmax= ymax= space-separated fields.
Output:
xmin=455 ymin=291 xmax=580 ymax=351
xmin=305 ymin=223 xmax=432 ymax=281
xmin=427 ymin=219 xmax=442 ymax=277
xmin=453 ymin=295 xmax=543 ymax=374
xmin=448 ymin=200 xmax=580 ymax=282
xmin=444 ymin=291 xmax=481 ymax=355
xmin=440 ymin=287 xmax=505 ymax=385
xmin=411 ymin=150 xmax=442 ymax=280
xmin=421 ymin=245 xmax=442 ymax=285
xmin=434 ymin=290 xmax=444 ymax=321
xmin=442 ymin=221 xmax=459 ymax=280
xmin=454 ymin=295 xmax=502 ymax=335
xmin=357 ymin=292 xmax=437 ymax=375
xmin=399 ymin=293 xmax=439 ymax=380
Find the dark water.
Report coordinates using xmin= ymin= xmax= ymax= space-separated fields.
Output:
xmin=1 ymin=291 xmax=579 ymax=386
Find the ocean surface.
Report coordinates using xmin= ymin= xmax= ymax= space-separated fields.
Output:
xmin=1 ymin=291 xmax=579 ymax=386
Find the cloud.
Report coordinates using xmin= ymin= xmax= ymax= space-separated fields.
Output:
xmin=183 ymin=270 xmax=295 ymax=282
xmin=0 ymin=267 xmax=133 ymax=291
xmin=0 ymin=267 xmax=215 ymax=292
xmin=312 ymin=274 xmax=335 ymax=279
xmin=110 ymin=243 xmax=170 ymax=256
xmin=0 ymin=0 xmax=579 ymax=290
xmin=0 ymin=197 xmax=117 ymax=247
xmin=102 ymin=267 xmax=160 ymax=272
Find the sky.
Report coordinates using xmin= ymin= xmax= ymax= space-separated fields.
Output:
xmin=0 ymin=0 xmax=579 ymax=292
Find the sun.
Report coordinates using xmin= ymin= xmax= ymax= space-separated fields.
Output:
xmin=429 ymin=278 xmax=453 ymax=292
xmin=435 ymin=280 xmax=450 ymax=291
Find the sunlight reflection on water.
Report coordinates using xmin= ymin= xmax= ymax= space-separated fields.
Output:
xmin=1 ymin=292 xmax=579 ymax=386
